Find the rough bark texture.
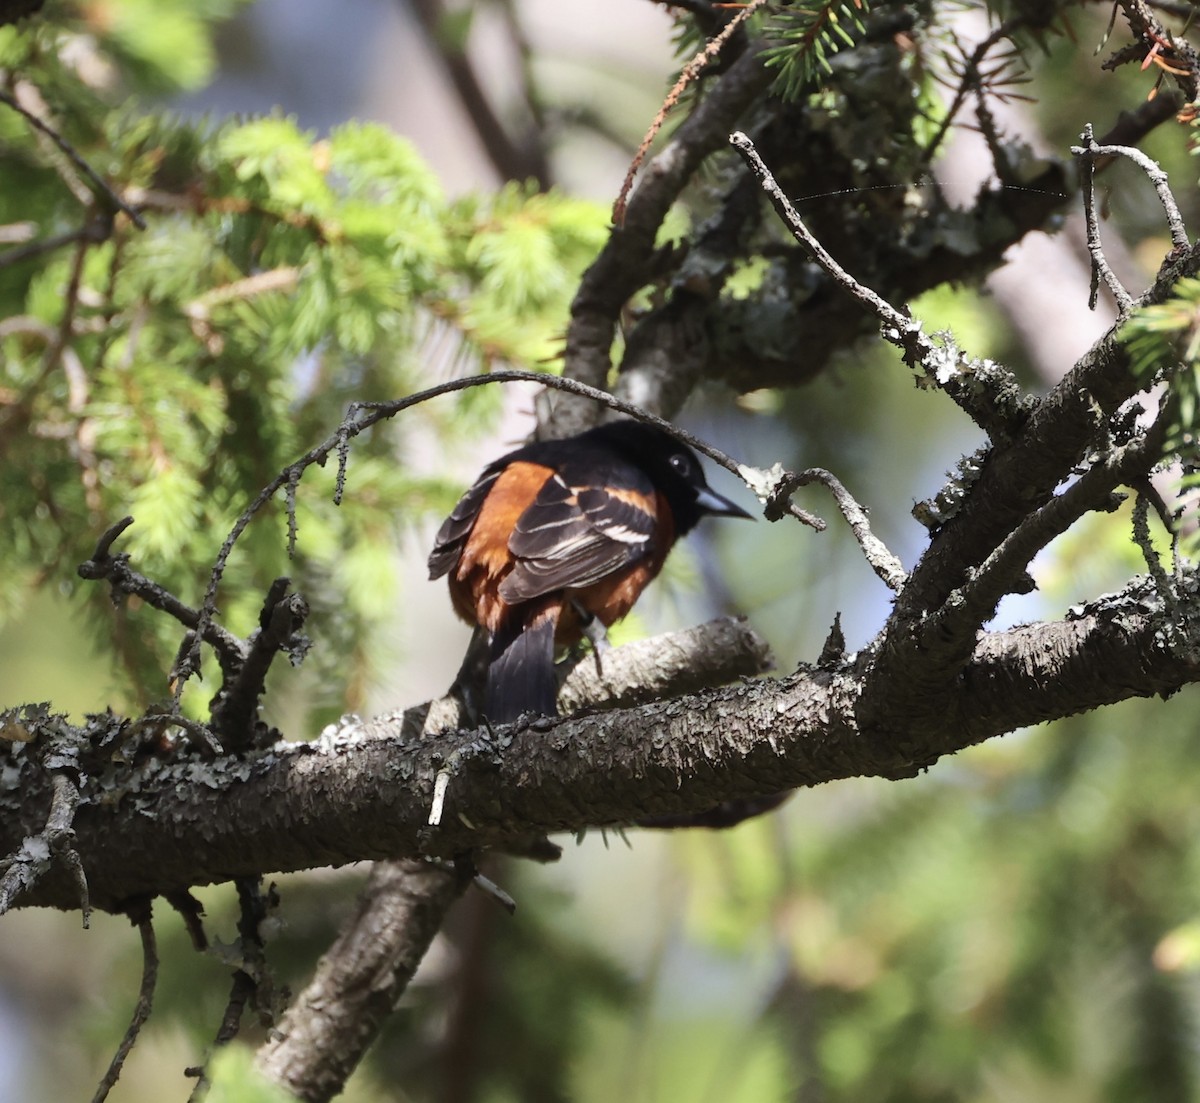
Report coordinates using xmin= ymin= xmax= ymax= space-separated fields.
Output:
xmin=254 ymin=859 xmax=472 ymax=1102
xmin=244 ymin=615 xmax=774 ymax=1099
xmin=5 ymin=577 xmax=1198 ymax=914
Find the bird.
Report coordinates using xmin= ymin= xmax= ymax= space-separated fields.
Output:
xmin=428 ymin=419 xmax=752 ymax=724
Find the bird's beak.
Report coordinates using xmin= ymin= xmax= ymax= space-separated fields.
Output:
xmin=695 ymin=485 xmax=754 ymax=520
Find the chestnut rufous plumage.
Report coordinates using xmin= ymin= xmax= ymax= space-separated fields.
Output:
xmin=428 ymin=419 xmax=751 ymax=723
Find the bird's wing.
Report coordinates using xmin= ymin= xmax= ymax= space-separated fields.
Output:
xmin=427 ymin=464 xmax=504 ymax=580
xmin=499 ymin=473 xmax=657 ymax=603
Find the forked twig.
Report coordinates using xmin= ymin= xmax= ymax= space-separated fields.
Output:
xmin=78 ymin=516 xmax=246 ymax=675
xmin=1073 ymin=123 xmax=1192 ymax=317
xmin=1077 ymin=125 xmax=1133 ymax=313
xmin=750 ymin=465 xmax=907 ymax=591
xmin=1073 ymin=123 xmax=1190 ymax=264
xmin=729 ymin=131 xmax=929 ymax=356
xmin=730 ymin=129 xmax=1029 ymax=440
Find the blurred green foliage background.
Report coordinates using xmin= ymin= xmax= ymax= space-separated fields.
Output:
xmin=3 ymin=2 xmax=1200 ymax=1101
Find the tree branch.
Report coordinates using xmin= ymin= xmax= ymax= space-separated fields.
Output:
xmin=77 ymin=516 xmax=247 ymax=680
xmin=553 ymin=45 xmax=773 ymax=437
xmin=868 ymin=216 xmax=1200 ymax=666
xmin=730 ymin=130 xmax=1034 ymax=440
xmin=5 ymin=574 xmax=1200 ymax=914
xmin=210 ymin=581 xmax=310 ymax=754
xmin=252 ymin=613 xmax=772 ymax=1100
xmin=91 ymin=901 xmax=157 ymax=1103
xmin=255 ymin=859 xmax=471 ymax=1102
xmin=0 ymin=85 xmax=145 ymax=227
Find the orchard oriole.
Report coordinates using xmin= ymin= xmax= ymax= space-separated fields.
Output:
xmin=428 ymin=419 xmax=752 ymax=723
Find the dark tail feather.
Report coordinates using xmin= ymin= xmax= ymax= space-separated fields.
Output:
xmin=485 ymin=611 xmax=558 ymax=724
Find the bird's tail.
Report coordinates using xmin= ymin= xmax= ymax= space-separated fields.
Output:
xmin=485 ymin=603 xmax=559 ymax=724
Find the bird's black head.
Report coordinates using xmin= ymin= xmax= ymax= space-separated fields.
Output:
xmin=583 ymin=420 xmax=753 ymax=535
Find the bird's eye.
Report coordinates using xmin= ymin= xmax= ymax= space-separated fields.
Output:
xmin=669 ymin=453 xmax=690 ymax=475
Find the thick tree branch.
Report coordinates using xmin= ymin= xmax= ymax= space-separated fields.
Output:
xmin=858 ymin=320 xmax=1187 ymax=731
xmin=859 ymin=233 xmax=1200 ymax=728
xmin=555 ymin=613 xmax=773 ymax=714
xmin=5 ymin=573 xmax=1200 ymax=914
xmin=926 ymin=416 xmax=1168 ymax=652
xmin=255 ymin=859 xmax=472 ymax=1102
xmin=252 ymin=613 xmax=772 ymax=1100
xmin=552 ymin=45 xmax=773 ymax=437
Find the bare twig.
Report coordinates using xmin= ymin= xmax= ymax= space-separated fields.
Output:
xmin=730 ymin=131 xmax=917 ymax=342
xmin=1076 ymin=123 xmax=1134 ymax=313
xmin=1135 ymin=476 xmax=1182 ymax=577
xmin=0 ymin=88 xmax=145 ymax=229
xmin=614 ymin=0 xmax=766 ymax=225
xmin=78 ymin=516 xmax=247 ymax=677
xmin=730 ymin=129 xmax=1030 ymax=438
xmin=1073 ymin=125 xmax=1189 ymax=259
xmin=184 ymin=267 xmax=301 ymax=319
xmin=91 ymin=902 xmax=157 ymax=1103
xmin=0 ymin=220 xmax=107 ymax=268
xmin=0 ymin=767 xmax=88 ymax=922
xmin=749 ymin=465 xmax=907 ymax=591
xmin=1132 ymin=489 xmax=1179 ymax=604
